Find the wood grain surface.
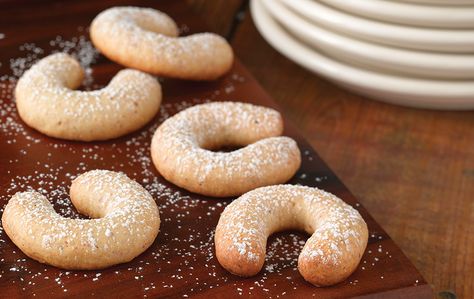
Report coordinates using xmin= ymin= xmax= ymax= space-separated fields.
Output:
xmin=187 ymin=1 xmax=473 ymax=298
xmin=0 ymin=0 xmax=437 ymax=298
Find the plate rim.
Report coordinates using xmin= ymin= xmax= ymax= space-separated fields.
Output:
xmin=391 ymin=0 xmax=474 ymax=6
xmin=319 ymin=0 xmax=474 ymax=29
xmin=281 ymin=0 xmax=474 ymax=53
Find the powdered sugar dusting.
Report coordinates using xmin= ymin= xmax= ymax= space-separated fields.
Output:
xmin=15 ymin=51 xmax=161 ymax=141
xmin=8 ymin=31 xmax=98 ymax=84
xmin=152 ymin=102 xmax=300 ymax=196
xmin=3 ymin=170 xmax=160 ymax=269
xmin=0 ymin=20 xmax=394 ymax=298
xmin=216 ymin=185 xmax=367 ymax=279
xmin=91 ymin=6 xmax=232 ymax=80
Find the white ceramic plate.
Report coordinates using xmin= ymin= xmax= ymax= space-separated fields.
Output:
xmin=264 ymin=0 xmax=474 ymax=79
xmin=394 ymin=0 xmax=474 ymax=5
xmin=319 ymin=0 xmax=474 ymax=29
xmin=281 ymin=0 xmax=474 ymax=53
xmin=251 ymin=0 xmax=474 ymax=110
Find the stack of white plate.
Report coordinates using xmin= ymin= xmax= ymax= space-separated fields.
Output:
xmin=251 ymin=0 xmax=474 ymax=109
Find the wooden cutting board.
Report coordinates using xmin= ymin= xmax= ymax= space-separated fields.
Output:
xmin=0 ymin=0 xmax=432 ymax=298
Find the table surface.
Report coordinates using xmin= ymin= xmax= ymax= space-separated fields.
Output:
xmin=0 ymin=0 xmax=434 ymax=297
xmin=186 ymin=1 xmax=473 ymax=298
xmin=0 ymin=0 xmax=468 ymax=298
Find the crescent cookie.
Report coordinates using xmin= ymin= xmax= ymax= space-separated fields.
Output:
xmin=215 ymin=185 xmax=368 ymax=286
xmin=15 ymin=53 xmax=162 ymax=141
xmin=90 ymin=6 xmax=234 ymax=80
xmin=151 ymin=102 xmax=301 ymax=197
xmin=1 ymin=170 xmax=160 ymax=270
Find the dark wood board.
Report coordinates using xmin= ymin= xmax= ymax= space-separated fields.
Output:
xmin=0 ymin=0 xmax=432 ymax=298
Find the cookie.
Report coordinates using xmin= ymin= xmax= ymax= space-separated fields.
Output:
xmin=15 ymin=53 xmax=162 ymax=141
xmin=151 ymin=102 xmax=301 ymax=197
xmin=1 ymin=170 xmax=160 ymax=270
xmin=90 ymin=6 xmax=234 ymax=80
xmin=215 ymin=185 xmax=368 ymax=286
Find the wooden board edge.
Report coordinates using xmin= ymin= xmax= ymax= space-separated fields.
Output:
xmin=353 ymin=284 xmax=433 ymax=299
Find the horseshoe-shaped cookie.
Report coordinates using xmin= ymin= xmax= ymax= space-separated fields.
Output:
xmin=1 ymin=170 xmax=160 ymax=270
xmin=215 ymin=185 xmax=368 ymax=286
xmin=151 ymin=102 xmax=301 ymax=197
xmin=15 ymin=53 xmax=162 ymax=141
xmin=90 ymin=6 xmax=234 ymax=80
